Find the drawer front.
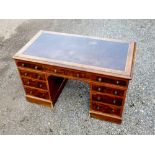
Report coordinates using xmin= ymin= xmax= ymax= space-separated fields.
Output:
xmin=46 ymin=67 xmax=66 ymax=75
xmin=92 ymin=85 xmax=124 ymax=97
xmin=22 ymin=77 xmax=47 ymax=90
xmin=66 ymin=70 xmax=89 ymax=80
xmin=92 ymin=102 xmax=121 ymax=115
xmin=25 ymin=87 xmax=49 ymax=99
xmin=92 ymin=94 xmax=123 ymax=106
xmin=92 ymin=75 xmax=127 ymax=87
xmin=19 ymin=69 xmax=46 ymax=81
xmin=17 ymin=61 xmax=44 ymax=71
xmin=68 ymin=71 xmax=88 ymax=79
xmin=45 ymin=66 xmax=88 ymax=80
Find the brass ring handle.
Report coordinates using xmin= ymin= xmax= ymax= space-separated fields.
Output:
xmin=22 ymin=64 xmax=25 ymax=67
xmin=76 ymin=73 xmax=80 ymax=77
xmin=54 ymin=69 xmax=57 ymax=73
xmin=30 ymin=91 xmax=32 ymax=95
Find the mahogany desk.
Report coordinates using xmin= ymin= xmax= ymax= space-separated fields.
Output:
xmin=13 ymin=30 xmax=136 ymax=124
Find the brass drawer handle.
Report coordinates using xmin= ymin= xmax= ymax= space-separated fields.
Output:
xmin=97 ymin=96 xmax=101 ymax=101
xmin=113 ymin=99 xmax=116 ymax=104
xmin=96 ymin=106 xmax=100 ymax=110
xmin=37 ymin=75 xmax=41 ymax=79
xmin=111 ymin=109 xmax=114 ymax=112
xmin=29 ymin=91 xmax=32 ymax=95
xmin=34 ymin=66 xmax=38 ymax=70
xmin=54 ymin=69 xmax=57 ymax=73
xmin=98 ymin=77 xmax=102 ymax=82
xmin=24 ymin=73 xmax=28 ymax=76
xmin=21 ymin=63 xmax=25 ymax=67
xmin=27 ymin=81 xmax=30 ymax=85
xmin=116 ymin=81 xmax=120 ymax=84
xmin=98 ymin=87 xmax=101 ymax=92
xmin=39 ymin=84 xmax=42 ymax=88
xmin=76 ymin=73 xmax=80 ymax=77
xmin=114 ymin=90 xmax=118 ymax=95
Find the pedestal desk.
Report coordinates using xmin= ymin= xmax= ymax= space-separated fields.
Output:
xmin=13 ymin=30 xmax=136 ymax=124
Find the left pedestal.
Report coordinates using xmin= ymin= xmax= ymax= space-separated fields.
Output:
xmin=15 ymin=60 xmax=67 ymax=108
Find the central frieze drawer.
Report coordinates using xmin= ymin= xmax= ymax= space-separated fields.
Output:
xmin=45 ymin=66 xmax=88 ymax=79
xmin=45 ymin=66 xmax=66 ymax=75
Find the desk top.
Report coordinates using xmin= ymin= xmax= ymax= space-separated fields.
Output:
xmin=14 ymin=30 xmax=136 ymax=79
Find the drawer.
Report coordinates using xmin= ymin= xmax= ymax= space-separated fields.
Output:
xmin=91 ymin=75 xmax=127 ymax=87
xmin=67 ymin=70 xmax=88 ymax=79
xmin=92 ymin=94 xmax=123 ymax=106
xmin=45 ymin=66 xmax=88 ymax=79
xmin=19 ymin=69 xmax=46 ymax=81
xmin=92 ymin=102 xmax=121 ymax=116
xmin=17 ymin=61 xmax=44 ymax=71
xmin=92 ymin=85 xmax=124 ymax=97
xmin=22 ymin=77 xmax=47 ymax=90
xmin=45 ymin=66 xmax=65 ymax=74
xmin=25 ymin=87 xmax=49 ymax=100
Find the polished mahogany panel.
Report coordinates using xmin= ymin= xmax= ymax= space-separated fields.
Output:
xmin=23 ymin=32 xmax=129 ymax=71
